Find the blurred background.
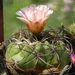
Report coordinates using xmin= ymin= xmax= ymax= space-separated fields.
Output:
xmin=3 ymin=0 xmax=75 ymax=40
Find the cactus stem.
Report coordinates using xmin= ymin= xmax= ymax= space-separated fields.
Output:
xmin=23 ymin=57 xmax=36 ymax=66
xmin=39 ymin=57 xmax=53 ymax=66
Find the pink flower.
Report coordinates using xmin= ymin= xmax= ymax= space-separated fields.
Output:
xmin=71 ymin=54 xmax=75 ymax=64
xmin=62 ymin=5 xmax=70 ymax=12
xmin=16 ymin=4 xmax=53 ymax=34
xmin=63 ymin=0 xmax=74 ymax=5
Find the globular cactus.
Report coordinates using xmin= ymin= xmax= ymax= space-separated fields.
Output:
xmin=5 ymin=30 xmax=70 ymax=75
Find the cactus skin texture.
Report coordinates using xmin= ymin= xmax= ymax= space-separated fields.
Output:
xmin=6 ymin=36 xmax=70 ymax=74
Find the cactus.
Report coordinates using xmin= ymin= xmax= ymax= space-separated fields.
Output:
xmin=5 ymin=30 xmax=70 ymax=75
xmin=5 ymin=4 xmax=71 ymax=75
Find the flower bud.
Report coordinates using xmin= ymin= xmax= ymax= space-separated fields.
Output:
xmin=71 ymin=54 xmax=75 ymax=65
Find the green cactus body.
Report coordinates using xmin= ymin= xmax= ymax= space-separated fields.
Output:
xmin=55 ymin=41 xmax=70 ymax=67
xmin=6 ymin=38 xmax=70 ymax=73
xmin=6 ymin=43 xmax=21 ymax=58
